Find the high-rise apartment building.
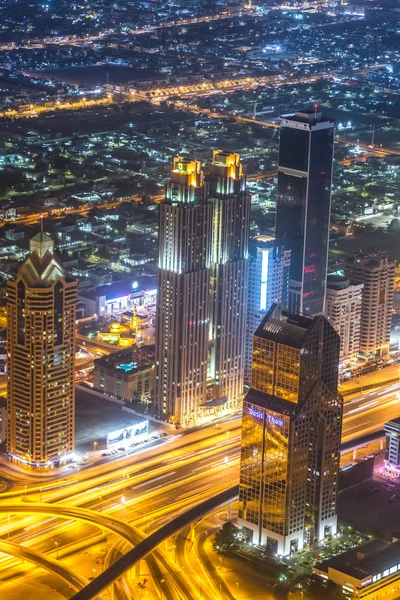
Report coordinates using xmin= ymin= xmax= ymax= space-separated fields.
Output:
xmin=155 ymin=151 xmax=250 ymax=426
xmin=7 ymin=232 xmax=77 ymax=470
xmin=155 ymin=157 xmax=212 ymax=425
xmin=344 ymin=251 xmax=394 ymax=359
xmin=238 ymin=304 xmax=342 ymax=555
xmin=245 ymin=237 xmax=291 ymax=385
xmin=208 ymin=150 xmax=250 ymax=411
xmin=275 ymin=108 xmax=335 ymax=316
xmin=326 ymin=275 xmax=363 ymax=365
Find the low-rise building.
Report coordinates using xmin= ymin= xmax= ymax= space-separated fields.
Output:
xmin=93 ymin=345 xmax=155 ymax=403
xmin=78 ymin=276 xmax=157 ymax=316
xmin=314 ymin=539 xmax=400 ymax=599
xmin=384 ymin=417 xmax=400 ymax=471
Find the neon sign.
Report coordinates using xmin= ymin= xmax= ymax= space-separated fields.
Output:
xmin=248 ymin=408 xmax=284 ymax=427
xmin=248 ymin=407 xmax=263 ymax=419
xmin=267 ymin=414 xmax=284 ymax=427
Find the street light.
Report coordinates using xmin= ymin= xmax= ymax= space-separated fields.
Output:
xmin=171 ymin=541 xmax=177 ymax=563
xmin=55 ymin=541 xmax=59 ymax=559
xmin=160 ymin=578 xmax=165 ymax=600
xmin=93 ymin=441 xmax=98 ymax=453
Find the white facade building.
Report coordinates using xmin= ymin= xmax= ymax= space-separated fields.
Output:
xmin=344 ymin=252 xmax=394 ymax=360
xmin=325 ymin=275 xmax=363 ymax=365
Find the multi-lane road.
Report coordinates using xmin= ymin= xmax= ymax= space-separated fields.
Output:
xmin=1 ymin=376 xmax=400 ymax=598
xmin=0 ymin=420 xmax=240 ymax=600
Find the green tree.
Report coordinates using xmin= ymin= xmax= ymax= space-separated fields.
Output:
xmin=213 ymin=522 xmax=241 ymax=552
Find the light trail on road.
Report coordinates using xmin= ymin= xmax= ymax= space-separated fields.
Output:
xmin=1 ymin=379 xmax=399 ymax=598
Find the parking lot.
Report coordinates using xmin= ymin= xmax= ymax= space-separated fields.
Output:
xmin=75 ymin=385 xmax=159 ymax=455
xmin=339 ymin=477 xmax=400 ymax=540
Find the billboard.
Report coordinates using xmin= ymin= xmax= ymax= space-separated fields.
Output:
xmin=107 ymin=421 xmax=148 ymax=447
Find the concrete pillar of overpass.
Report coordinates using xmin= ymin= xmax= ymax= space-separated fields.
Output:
xmin=134 ymin=560 xmax=141 ymax=580
xmin=227 ymin=501 xmax=232 ymax=520
xmin=353 ymin=448 xmax=357 ymax=461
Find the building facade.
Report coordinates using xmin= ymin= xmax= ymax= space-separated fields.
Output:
xmin=326 ymin=275 xmax=363 ymax=365
xmin=384 ymin=417 xmax=400 ymax=471
xmin=7 ymin=232 xmax=77 ymax=469
xmin=94 ymin=347 xmax=154 ymax=403
xmin=344 ymin=252 xmax=394 ymax=359
xmin=155 ymin=157 xmax=212 ymax=425
xmin=245 ymin=237 xmax=291 ymax=385
xmin=208 ymin=151 xmax=250 ymax=412
xmin=314 ymin=539 xmax=400 ymax=600
xmin=238 ymin=304 xmax=342 ymax=555
xmin=275 ymin=108 xmax=335 ymax=316
xmin=155 ymin=152 xmax=250 ymax=426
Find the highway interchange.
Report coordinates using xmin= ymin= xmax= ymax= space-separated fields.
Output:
xmin=0 ymin=371 xmax=399 ymax=599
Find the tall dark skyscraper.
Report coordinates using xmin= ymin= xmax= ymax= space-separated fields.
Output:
xmin=155 ymin=152 xmax=250 ymax=426
xmin=155 ymin=157 xmax=212 ymax=426
xmin=238 ymin=304 xmax=342 ymax=555
xmin=208 ymin=151 xmax=250 ymax=412
xmin=275 ymin=108 xmax=335 ymax=316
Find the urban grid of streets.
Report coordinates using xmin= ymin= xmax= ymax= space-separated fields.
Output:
xmin=1 ymin=0 xmax=400 ymax=598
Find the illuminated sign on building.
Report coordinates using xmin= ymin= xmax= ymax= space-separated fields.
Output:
xmin=106 ymin=421 xmax=148 ymax=447
xmin=248 ymin=408 xmax=284 ymax=427
xmin=248 ymin=407 xmax=263 ymax=419
xmin=267 ymin=414 xmax=284 ymax=427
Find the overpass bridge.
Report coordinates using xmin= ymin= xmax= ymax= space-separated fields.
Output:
xmin=0 ymin=503 xmax=136 ymax=545
xmin=0 ymin=539 xmax=94 ymax=593
xmin=71 ymin=485 xmax=239 ymax=600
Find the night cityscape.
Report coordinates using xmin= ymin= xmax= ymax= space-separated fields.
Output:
xmin=0 ymin=0 xmax=400 ymax=599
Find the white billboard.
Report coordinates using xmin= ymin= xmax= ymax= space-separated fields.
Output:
xmin=106 ymin=421 xmax=148 ymax=447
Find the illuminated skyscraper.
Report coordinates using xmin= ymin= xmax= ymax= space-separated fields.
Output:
xmin=238 ymin=304 xmax=342 ymax=555
xmin=155 ymin=157 xmax=212 ymax=425
xmin=344 ymin=251 xmax=394 ymax=359
xmin=208 ymin=150 xmax=250 ymax=412
xmin=245 ymin=237 xmax=291 ymax=386
xmin=275 ymin=108 xmax=335 ymax=315
xmin=326 ymin=275 xmax=363 ymax=365
xmin=7 ymin=232 xmax=77 ymax=470
xmin=156 ymin=152 xmax=250 ymax=425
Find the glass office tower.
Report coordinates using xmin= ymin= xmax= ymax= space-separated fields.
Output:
xmin=275 ymin=109 xmax=335 ymax=315
xmin=238 ymin=304 xmax=342 ymax=555
xmin=245 ymin=237 xmax=291 ymax=386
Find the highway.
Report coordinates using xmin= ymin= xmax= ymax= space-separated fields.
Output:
xmin=0 ymin=423 xmax=241 ymax=600
xmin=342 ymin=382 xmax=400 ymax=443
xmin=1 ymin=376 xmax=400 ymax=599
